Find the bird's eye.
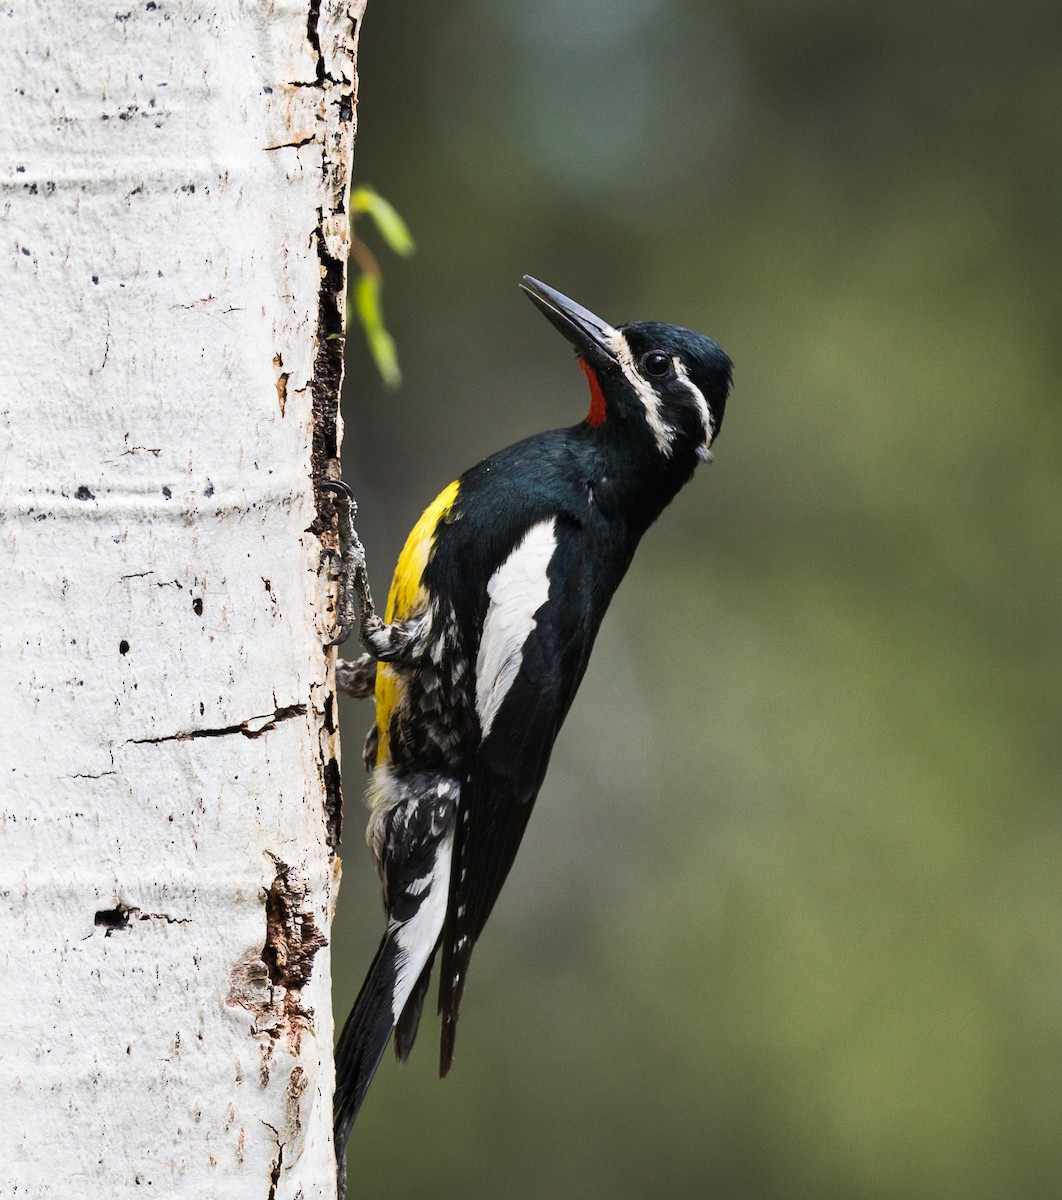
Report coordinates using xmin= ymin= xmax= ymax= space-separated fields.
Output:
xmin=641 ymin=351 xmax=672 ymax=377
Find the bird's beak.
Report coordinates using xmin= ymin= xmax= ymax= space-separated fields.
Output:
xmin=520 ymin=276 xmax=619 ymax=372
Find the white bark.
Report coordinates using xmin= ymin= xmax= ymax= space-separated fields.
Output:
xmin=1 ymin=2 xmax=364 ymax=1196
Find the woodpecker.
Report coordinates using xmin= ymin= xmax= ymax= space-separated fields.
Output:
xmin=326 ymin=277 xmax=731 ymax=1193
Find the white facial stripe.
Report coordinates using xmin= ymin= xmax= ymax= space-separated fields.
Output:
xmin=476 ymin=518 xmax=557 ymax=738
xmin=673 ymin=358 xmax=715 ymax=443
xmin=604 ymin=330 xmax=674 ymax=456
xmin=391 ymin=834 xmax=453 ymax=1021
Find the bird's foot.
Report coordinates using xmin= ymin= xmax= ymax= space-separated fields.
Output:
xmin=321 ymin=480 xmax=377 ymax=649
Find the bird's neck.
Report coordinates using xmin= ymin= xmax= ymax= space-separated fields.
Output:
xmin=585 ymin=419 xmax=697 ymax=536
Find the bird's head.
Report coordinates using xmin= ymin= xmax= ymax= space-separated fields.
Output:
xmin=520 ymin=276 xmax=732 ymax=467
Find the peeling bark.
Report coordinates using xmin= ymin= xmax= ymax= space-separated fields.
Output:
xmin=262 ymin=859 xmax=330 ymax=1044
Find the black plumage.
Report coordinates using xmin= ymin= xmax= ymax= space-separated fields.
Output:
xmin=330 ymin=278 xmax=731 ymax=1194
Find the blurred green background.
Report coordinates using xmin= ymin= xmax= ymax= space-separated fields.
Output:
xmin=333 ymin=2 xmax=1062 ymax=1196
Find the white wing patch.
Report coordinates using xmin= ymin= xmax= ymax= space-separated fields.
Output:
xmin=475 ymin=518 xmax=557 ymax=738
xmin=605 ymin=330 xmax=674 ymax=456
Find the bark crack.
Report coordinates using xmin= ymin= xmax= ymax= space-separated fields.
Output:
xmin=94 ymin=903 xmax=190 ymax=934
xmin=263 ymin=1122 xmax=284 ymax=1200
xmin=309 ymin=202 xmax=346 ymax=534
xmin=127 ymin=703 xmax=307 ymax=746
xmin=323 ymin=755 xmax=342 ymax=849
xmin=306 ymin=0 xmax=326 ymax=85
xmin=263 ymin=135 xmax=315 ymax=152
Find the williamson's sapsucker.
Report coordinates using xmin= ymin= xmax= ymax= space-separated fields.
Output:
xmin=326 ymin=277 xmax=732 ymax=1193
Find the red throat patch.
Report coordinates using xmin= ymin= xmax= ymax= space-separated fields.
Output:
xmin=579 ymin=358 xmax=607 ymax=427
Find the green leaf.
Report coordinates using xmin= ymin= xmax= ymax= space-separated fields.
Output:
xmin=350 ymin=186 xmax=415 ymax=257
xmin=354 ymin=273 xmax=401 ymax=387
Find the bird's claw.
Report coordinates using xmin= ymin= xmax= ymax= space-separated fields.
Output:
xmin=327 ymin=623 xmax=358 ymax=649
xmin=321 ymin=477 xmax=357 ymax=515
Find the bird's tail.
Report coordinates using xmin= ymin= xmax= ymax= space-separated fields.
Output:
xmin=334 ymin=832 xmax=454 ymax=1196
xmin=333 ymin=933 xmax=402 ymax=1198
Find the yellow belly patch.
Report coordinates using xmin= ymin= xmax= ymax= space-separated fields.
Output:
xmin=374 ymin=479 xmax=460 ymax=765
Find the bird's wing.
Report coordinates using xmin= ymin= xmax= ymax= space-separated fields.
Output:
xmin=436 ymin=516 xmax=597 ymax=1074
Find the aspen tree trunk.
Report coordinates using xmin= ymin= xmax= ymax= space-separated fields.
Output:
xmin=1 ymin=2 xmax=365 ymax=1195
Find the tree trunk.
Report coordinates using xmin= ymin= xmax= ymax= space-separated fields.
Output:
xmin=1 ymin=2 xmax=364 ymax=1195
